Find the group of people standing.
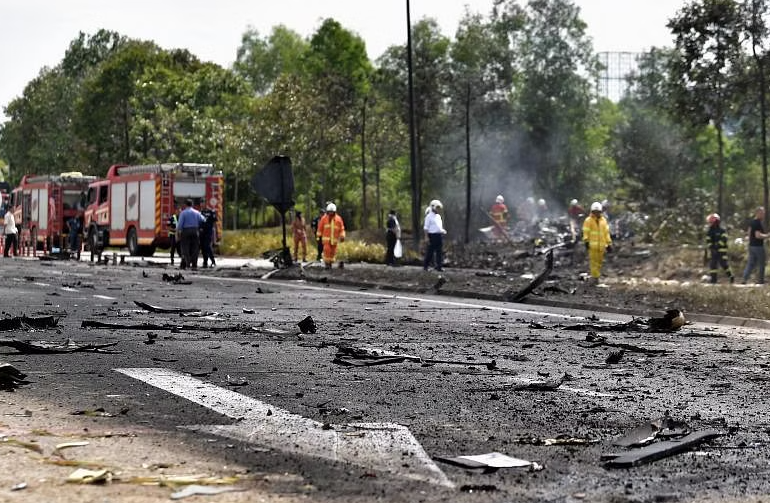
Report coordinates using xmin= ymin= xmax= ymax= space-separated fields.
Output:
xmin=167 ymin=199 xmax=218 ymax=270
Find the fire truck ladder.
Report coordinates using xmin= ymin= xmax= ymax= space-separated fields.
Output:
xmin=118 ymin=163 xmax=215 ymax=178
xmin=160 ymin=172 xmax=173 ymax=234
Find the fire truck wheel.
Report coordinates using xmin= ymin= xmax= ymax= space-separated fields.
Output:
xmin=127 ymin=228 xmax=139 ymax=256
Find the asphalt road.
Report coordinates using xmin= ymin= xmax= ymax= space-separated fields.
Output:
xmin=2 ymin=254 xmax=770 ymax=502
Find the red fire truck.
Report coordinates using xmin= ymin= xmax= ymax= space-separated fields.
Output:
xmin=84 ymin=163 xmax=224 ymax=256
xmin=9 ymin=172 xmax=97 ymax=251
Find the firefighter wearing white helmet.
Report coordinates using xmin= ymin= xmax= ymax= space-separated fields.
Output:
xmin=423 ymin=198 xmax=447 ymax=271
xmin=705 ymin=212 xmax=734 ymax=284
xmin=316 ymin=201 xmax=345 ymax=269
xmin=490 ymin=195 xmax=509 ymax=240
xmin=582 ymin=201 xmax=612 ymax=282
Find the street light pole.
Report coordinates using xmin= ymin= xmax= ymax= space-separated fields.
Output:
xmin=406 ymin=0 xmax=420 ymax=249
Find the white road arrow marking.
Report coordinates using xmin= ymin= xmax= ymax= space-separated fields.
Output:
xmin=116 ymin=368 xmax=453 ymax=488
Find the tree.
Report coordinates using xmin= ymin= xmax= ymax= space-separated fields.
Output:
xmin=495 ymin=0 xmax=602 ymax=203
xmin=667 ymin=0 xmax=744 ymax=216
xmin=234 ymin=25 xmax=308 ymax=95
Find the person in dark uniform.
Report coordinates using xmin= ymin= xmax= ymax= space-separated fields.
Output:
xmin=168 ymin=207 xmax=179 ymax=265
xmin=310 ymin=208 xmax=325 ymax=261
xmin=200 ymin=206 xmax=218 ymax=268
xmin=704 ymin=213 xmax=734 ymax=284
xmin=177 ymin=199 xmax=204 ymax=270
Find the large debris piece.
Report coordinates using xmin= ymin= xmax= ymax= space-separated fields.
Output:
xmin=603 ymin=430 xmax=722 ymax=468
xmin=0 ymin=339 xmax=119 ymax=354
xmin=134 ymin=301 xmax=200 ymax=314
xmin=614 ymin=414 xmax=691 ymax=447
xmin=0 ymin=316 xmax=60 ymax=331
xmin=503 ymin=249 xmax=554 ymax=302
xmin=0 ymin=363 xmax=30 ymax=390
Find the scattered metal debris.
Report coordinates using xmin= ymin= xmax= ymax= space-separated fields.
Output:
xmin=0 ymin=339 xmax=119 ymax=354
xmin=613 ymin=414 xmax=691 ymax=448
xmin=332 ymin=345 xmax=497 ymax=369
xmin=504 ymin=249 xmax=554 ymax=302
xmin=171 ymin=485 xmax=247 ymax=500
xmin=298 ymin=315 xmax=317 ymax=334
xmin=0 ymin=437 xmax=43 ymax=453
xmin=647 ymin=309 xmax=686 ymax=331
xmin=513 ymin=435 xmax=598 ymax=446
xmin=0 ymin=363 xmax=30 ymax=390
xmin=605 ymin=349 xmax=625 ymax=364
xmin=162 ymin=273 xmax=191 ymax=284
xmin=579 ymin=333 xmax=669 ymax=356
xmin=603 ymin=430 xmax=723 ymax=468
xmin=133 ymin=301 xmax=200 ymax=314
xmin=460 ymin=484 xmax=498 ymax=493
xmin=66 ymin=468 xmax=113 ymax=484
xmin=0 ymin=316 xmax=60 ymax=331
xmin=11 ymin=482 xmax=27 ymax=491
xmin=436 ymin=452 xmax=542 ymax=470
xmin=71 ymin=408 xmax=121 ymax=417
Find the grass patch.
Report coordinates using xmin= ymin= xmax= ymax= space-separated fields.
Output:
xmin=220 ymin=228 xmax=420 ymax=262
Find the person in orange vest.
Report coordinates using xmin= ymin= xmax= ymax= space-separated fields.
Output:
xmin=291 ymin=210 xmax=308 ymax=263
xmin=582 ymin=201 xmax=613 ymax=283
xmin=489 ymin=195 xmax=509 ymax=240
xmin=316 ymin=202 xmax=346 ymax=269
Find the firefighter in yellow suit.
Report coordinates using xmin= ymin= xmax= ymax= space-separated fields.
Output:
xmin=316 ymin=202 xmax=346 ymax=269
xmin=582 ymin=201 xmax=613 ymax=281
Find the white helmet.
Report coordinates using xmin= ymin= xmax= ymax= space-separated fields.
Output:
xmin=495 ymin=195 xmax=504 ymax=204
xmin=526 ymin=197 xmax=535 ymax=204
xmin=326 ymin=202 xmax=337 ymax=212
xmin=430 ymin=199 xmax=443 ymax=209
xmin=570 ymin=199 xmax=578 ymax=206
xmin=590 ymin=201 xmax=602 ymax=212
xmin=537 ymin=198 xmax=546 ymax=207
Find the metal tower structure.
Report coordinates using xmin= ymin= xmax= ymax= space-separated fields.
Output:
xmin=597 ymin=52 xmax=642 ymax=101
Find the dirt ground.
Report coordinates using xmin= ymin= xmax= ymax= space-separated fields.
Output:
xmin=261 ymin=239 xmax=764 ymax=322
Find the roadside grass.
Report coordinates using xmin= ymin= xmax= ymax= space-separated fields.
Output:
xmin=221 ymin=228 xmax=420 ymax=262
xmin=612 ymin=244 xmax=770 ymax=320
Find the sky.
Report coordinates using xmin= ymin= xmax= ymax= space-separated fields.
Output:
xmin=0 ymin=0 xmax=689 ymax=120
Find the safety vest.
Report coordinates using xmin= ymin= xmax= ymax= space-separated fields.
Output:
xmin=490 ymin=203 xmax=508 ymax=223
xmin=317 ymin=213 xmax=345 ymax=245
xmin=582 ymin=215 xmax=612 ymax=250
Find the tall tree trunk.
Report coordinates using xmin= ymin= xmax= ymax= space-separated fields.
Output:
xmin=406 ymin=0 xmax=420 ymax=248
xmin=232 ymin=175 xmax=239 ymax=231
xmin=464 ymin=81 xmax=472 ymax=244
xmin=752 ymin=0 xmax=769 ymax=225
xmin=716 ymin=123 xmax=725 ymax=217
xmin=360 ymin=99 xmax=367 ymax=230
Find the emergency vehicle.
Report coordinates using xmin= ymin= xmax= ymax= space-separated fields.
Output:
xmin=84 ymin=163 xmax=224 ymax=256
xmin=9 ymin=172 xmax=97 ymax=251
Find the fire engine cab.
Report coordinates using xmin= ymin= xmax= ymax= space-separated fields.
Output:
xmin=84 ymin=163 xmax=224 ymax=256
xmin=9 ymin=172 xmax=96 ymax=251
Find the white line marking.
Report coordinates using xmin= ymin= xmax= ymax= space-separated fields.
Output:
xmin=196 ymin=275 xmax=600 ymax=322
xmin=116 ymin=368 xmax=453 ymax=487
xmin=93 ymin=294 xmax=116 ymax=300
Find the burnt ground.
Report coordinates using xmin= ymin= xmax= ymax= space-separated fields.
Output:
xmin=267 ymin=239 xmax=756 ymax=322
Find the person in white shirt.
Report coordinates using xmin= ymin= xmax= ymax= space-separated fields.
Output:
xmin=3 ymin=208 xmax=18 ymax=257
xmin=423 ymin=199 xmax=447 ymax=271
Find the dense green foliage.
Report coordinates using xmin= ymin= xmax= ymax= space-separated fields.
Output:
xmin=3 ymin=0 xmax=770 ymax=238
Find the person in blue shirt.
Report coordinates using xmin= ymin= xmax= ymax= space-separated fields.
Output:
xmin=177 ymin=199 xmax=205 ymax=270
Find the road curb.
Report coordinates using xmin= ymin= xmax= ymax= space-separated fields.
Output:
xmin=300 ymin=274 xmax=770 ymax=330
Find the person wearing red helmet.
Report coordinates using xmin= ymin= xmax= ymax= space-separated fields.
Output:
xmin=704 ymin=213 xmax=734 ymax=284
